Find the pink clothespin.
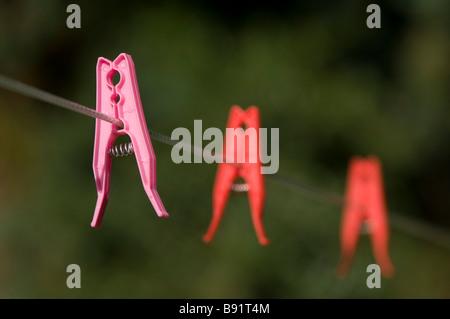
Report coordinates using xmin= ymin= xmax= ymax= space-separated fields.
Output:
xmin=91 ymin=53 xmax=168 ymax=227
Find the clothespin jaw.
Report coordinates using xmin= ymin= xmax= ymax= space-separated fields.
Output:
xmin=336 ymin=155 xmax=394 ymax=278
xmin=92 ymin=53 xmax=168 ymax=227
xmin=203 ymin=105 xmax=269 ymax=246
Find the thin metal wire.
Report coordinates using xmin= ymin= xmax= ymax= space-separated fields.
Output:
xmin=148 ymin=129 xmax=179 ymax=146
xmin=0 ymin=74 xmax=123 ymax=127
xmin=266 ymin=174 xmax=345 ymax=206
xmin=2 ymin=73 xmax=450 ymax=249
xmin=267 ymin=173 xmax=450 ymax=249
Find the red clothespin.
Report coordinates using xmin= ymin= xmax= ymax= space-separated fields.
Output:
xmin=202 ymin=105 xmax=269 ymax=245
xmin=91 ymin=53 xmax=168 ymax=227
xmin=337 ymin=156 xmax=394 ymax=277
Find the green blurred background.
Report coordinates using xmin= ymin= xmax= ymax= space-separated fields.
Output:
xmin=0 ymin=0 xmax=449 ymax=298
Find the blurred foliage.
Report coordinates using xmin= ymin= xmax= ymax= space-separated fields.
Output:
xmin=0 ymin=0 xmax=449 ymax=298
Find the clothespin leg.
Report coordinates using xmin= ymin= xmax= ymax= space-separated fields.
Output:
xmin=129 ymin=132 xmax=169 ymax=218
xmin=112 ymin=54 xmax=168 ymax=218
xmin=368 ymin=156 xmax=394 ymax=277
xmin=336 ymin=209 xmax=362 ymax=277
xmin=92 ymin=167 xmax=111 ymax=227
xmin=244 ymin=168 xmax=269 ymax=245
xmin=369 ymin=218 xmax=394 ymax=277
xmin=203 ymin=164 xmax=237 ymax=243
xmin=91 ymin=125 xmax=115 ymax=227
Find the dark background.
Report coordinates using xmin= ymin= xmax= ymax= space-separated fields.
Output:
xmin=0 ymin=0 xmax=449 ymax=298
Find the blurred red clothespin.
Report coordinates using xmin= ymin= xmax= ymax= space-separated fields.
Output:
xmin=202 ymin=105 xmax=269 ymax=245
xmin=91 ymin=53 xmax=168 ymax=227
xmin=336 ymin=155 xmax=394 ymax=278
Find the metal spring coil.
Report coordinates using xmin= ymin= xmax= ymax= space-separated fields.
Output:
xmin=231 ymin=183 xmax=249 ymax=192
xmin=108 ymin=142 xmax=134 ymax=158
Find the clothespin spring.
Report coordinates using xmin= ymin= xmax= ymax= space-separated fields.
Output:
xmin=108 ymin=142 xmax=134 ymax=158
xmin=231 ymin=183 xmax=249 ymax=192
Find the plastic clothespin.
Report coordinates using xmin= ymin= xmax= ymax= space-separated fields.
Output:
xmin=202 ymin=105 xmax=269 ymax=246
xmin=336 ymin=155 xmax=394 ymax=278
xmin=91 ymin=53 xmax=168 ymax=227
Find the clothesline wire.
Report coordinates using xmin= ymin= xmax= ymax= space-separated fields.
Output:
xmin=266 ymin=173 xmax=450 ymax=250
xmin=0 ymin=75 xmax=123 ymax=127
xmin=1 ymin=74 xmax=450 ymax=250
